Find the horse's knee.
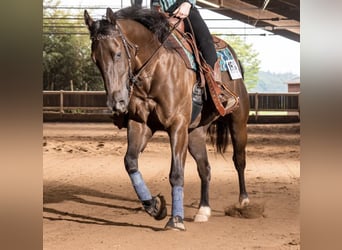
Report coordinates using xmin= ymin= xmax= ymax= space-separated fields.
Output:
xmin=169 ymin=170 xmax=184 ymax=187
xmin=124 ymin=153 xmax=138 ymax=174
xmin=168 ymin=153 xmax=185 ymax=185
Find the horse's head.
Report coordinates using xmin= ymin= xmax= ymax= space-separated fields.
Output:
xmin=84 ymin=8 xmax=131 ymax=114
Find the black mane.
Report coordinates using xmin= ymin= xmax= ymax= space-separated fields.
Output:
xmin=114 ymin=7 xmax=171 ymax=42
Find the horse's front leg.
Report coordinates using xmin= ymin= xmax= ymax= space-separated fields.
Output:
xmin=164 ymin=120 xmax=189 ymax=231
xmin=125 ymin=120 xmax=167 ymax=220
xmin=188 ymin=126 xmax=212 ymax=222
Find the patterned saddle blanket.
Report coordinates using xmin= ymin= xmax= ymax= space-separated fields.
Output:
xmin=166 ymin=32 xmax=242 ymax=80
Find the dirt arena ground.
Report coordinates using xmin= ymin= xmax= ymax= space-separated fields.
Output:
xmin=43 ymin=122 xmax=300 ymax=250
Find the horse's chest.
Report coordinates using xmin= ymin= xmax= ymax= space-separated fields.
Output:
xmin=128 ymin=97 xmax=156 ymax=123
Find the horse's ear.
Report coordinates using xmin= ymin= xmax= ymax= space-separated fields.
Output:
xmin=84 ymin=10 xmax=94 ymax=28
xmin=106 ymin=7 xmax=116 ymax=25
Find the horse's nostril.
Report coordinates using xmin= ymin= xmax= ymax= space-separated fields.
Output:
xmin=112 ymin=99 xmax=127 ymax=114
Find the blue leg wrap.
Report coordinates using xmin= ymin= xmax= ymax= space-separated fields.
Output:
xmin=172 ymin=186 xmax=184 ymax=219
xmin=129 ymin=171 xmax=152 ymax=201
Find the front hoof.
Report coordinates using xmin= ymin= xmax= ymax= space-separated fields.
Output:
xmin=194 ymin=206 xmax=211 ymax=222
xmin=153 ymin=195 xmax=167 ymax=220
xmin=164 ymin=216 xmax=186 ymax=231
xmin=144 ymin=194 xmax=167 ymax=221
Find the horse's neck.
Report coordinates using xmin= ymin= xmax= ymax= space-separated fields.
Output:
xmin=117 ymin=19 xmax=167 ymax=80
xmin=117 ymin=19 xmax=160 ymax=54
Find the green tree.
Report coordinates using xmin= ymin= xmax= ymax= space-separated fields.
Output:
xmin=218 ymin=35 xmax=260 ymax=91
xmin=43 ymin=0 xmax=103 ymax=90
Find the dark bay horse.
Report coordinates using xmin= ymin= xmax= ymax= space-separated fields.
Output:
xmin=84 ymin=7 xmax=249 ymax=231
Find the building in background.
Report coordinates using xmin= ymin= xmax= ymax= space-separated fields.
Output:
xmin=287 ymin=77 xmax=300 ymax=92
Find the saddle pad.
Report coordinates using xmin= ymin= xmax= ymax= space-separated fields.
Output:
xmin=216 ymin=47 xmax=243 ymax=80
xmin=170 ymin=33 xmax=242 ymax=81
xmin=171 ymin=33 xmax=197 ymax=70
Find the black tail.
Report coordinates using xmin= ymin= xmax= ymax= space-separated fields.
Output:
xmin=208 ymin=117 xmax=230 ymax=154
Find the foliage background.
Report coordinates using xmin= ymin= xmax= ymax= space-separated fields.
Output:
xmin=43 ymin=0 xmax=103 ymax=91
xmin=219 ymin=35 xmax=260 ymax=90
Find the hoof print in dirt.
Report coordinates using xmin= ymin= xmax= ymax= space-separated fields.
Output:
xmin=225 ymin=202 xmax=265 ymax=219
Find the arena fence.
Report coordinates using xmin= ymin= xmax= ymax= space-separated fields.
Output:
xmin=43 ymin=91 xmax=300 ymax=123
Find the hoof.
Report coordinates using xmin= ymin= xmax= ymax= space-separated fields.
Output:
xmin=240 ymin=197 xmax=250 ymax=207
xmin=153 ymin=194 xmax=167 ymax=220
xmin=164 ymin=216 xmax=186 ymax=231
xmin=194 ymin=206 xmax=211 ymax=222
xmin=144 ymin=194 xmax=167 ymax=221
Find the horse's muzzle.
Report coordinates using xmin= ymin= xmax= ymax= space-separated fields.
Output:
xmin=112 ymin=99 xmax=128 ymax=114
xmin=107 ymin=94 xmax=128 ymax=114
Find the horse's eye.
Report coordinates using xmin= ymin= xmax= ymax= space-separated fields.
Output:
xmin=114 ymin=52 xmax=121 ymax=61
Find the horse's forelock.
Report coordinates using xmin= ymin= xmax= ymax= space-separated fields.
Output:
xmin=90 ymin=19 xmax=115 ymax=38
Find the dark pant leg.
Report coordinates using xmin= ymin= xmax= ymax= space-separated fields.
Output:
xmin=184 ymin=8 xmax=217 ymax=69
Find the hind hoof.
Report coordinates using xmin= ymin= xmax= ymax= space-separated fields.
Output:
xmin=164 ymin=216 xmax=186 ymax=231
xmin=194 ymin=206 xmax=211 ymax=222
xmin=240 ymin=197 xmax=250 ymax=207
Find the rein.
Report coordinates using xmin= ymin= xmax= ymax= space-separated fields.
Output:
xmin=116 ymin=18 xmax=182 ymax=88
xmin=115 ymin=23 xmax=138 ymax=96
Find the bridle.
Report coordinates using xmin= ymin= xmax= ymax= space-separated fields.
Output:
xmin=91 ymin=26 xmax=138 ymax=97
xmin=91 ymin=18 xmax=181 ymax=98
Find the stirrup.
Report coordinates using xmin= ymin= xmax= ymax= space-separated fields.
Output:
xmin=217 ymin=81 xmax=239 ymax=114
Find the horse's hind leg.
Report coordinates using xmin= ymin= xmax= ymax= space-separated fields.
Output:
xmin=229 ymin=116 xmax=250 ymax=206
xmin=125 ymin=120 xmax=167 ymax=220
xmin=188 ymin=126 xmax=212 ymax=222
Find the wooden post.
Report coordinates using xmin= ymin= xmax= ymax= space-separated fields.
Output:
xmin=60 ymin=90 xmax=64 ymax=113
xmin=255 ymin=92 xmax=259 ymax=121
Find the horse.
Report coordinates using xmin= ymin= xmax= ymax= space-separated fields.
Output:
xmin=84 ymin=6 xmax=250 ymax=231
